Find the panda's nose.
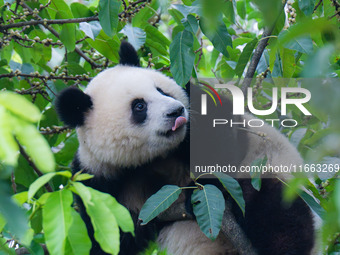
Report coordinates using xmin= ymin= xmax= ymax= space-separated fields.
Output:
xmin=167 ymin=106 xmax=184 ymax=118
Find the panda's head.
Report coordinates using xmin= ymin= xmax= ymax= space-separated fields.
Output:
xmin=56 ymin=42 xmax=189 ymax=174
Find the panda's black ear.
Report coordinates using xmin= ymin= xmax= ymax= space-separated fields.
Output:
xmin=119 ymin=41 xmax=140 ymax=67
xmin=55 ymin=87 xmax=93 ymax=128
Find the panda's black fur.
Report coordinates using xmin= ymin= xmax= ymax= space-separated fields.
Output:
xmin=56 ymin=42 xmax=315 ymax=255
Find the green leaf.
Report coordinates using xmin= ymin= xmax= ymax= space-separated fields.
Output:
xmin=168 ymin=8 xmax=185 ymax=26
xmin=334 ymin=181 xmax=340 ymax=223
xmin=200 ymin=19 xmax=232 ymax=58
xmin=121 ymin=24 xmax=146 ymax=51
xmin=55 ymin=132 xmax=79 ymax=166
xmin=0 ymin=182 xmax=28 ymax=241
xmin=277 ymin=18 xmax=334 ymax=48
xmin=170 ymin=30 xmax=195 ymax=86
xmin=139 ymin=185 xmax=181 ymax=225
xmin=279 ymin=31 xmax=313 ymax=54
xmin=43 ymin=189 xmax=73 ymax=255
xmin=250 ymin=157 xmax=268 ymax=191
xmin=101 ymin=194 xmax=134 ymax=235
xmin=236 ymin=0 xmax=246 ymax=19
xmin=12 ymin=191 xmax=28 ymax=205
xmin=50 ymin=0 xmax=74 ymax=19
xmin=60 ymin=23 xmax=76 ymax=52
xmin=64 ymin=209 xmax=92 ymax=255
xmin=87 ymin=31 xmax=120 ymax=62
xmin=222 ymin=0 xmax=236 ymax=24
xmin=0 ymin=91 xmax=41 ymax=123
xmin=28 ymin=171 xmax=72 ymax=200
xmin=132 ymin=0 xmax=159 ymax=28
xmin=0 ymin=214 xmax=5 ymax=232
xmin=74 ymin=173 xmax=94 ymax=181
xmin=98 ymin=0 xmax=121 ymax=37
xmin=145 ymin=38 xmax=168 ymax=56
xmin=79 ymin=21 xmax=102 ymax=40
xmin=281 ymin=48 xmax=295 ymax=78
xmin=70 ymin=2 xmax=93 ymax=18
xmin=182 ymin=14 xmax=198 ymax=34
xmin=13 ymin=118 xmax=55 ymax=173
xmin=21 ymin=228 xmax=34 ymax=247
xmin=235 ymin=38 xmax=258 ymax=77
xmin=301 ymin=45 xmax=334 ymax=77
xmin=298 ymin=0 xmax=316 ymax=16
xmin=290 ymin=128 xmax=307 ymax=148
xmin=213 ymin=173 xmax=245 ymax=215
xmin=144 ymin=25 xmax=171 ymax=47
xmin=201 ymin=0 xmax=224 ymax=31
xmin=299 ymin=190 xmax=325 ymax=219
xmin=0 ymin=106 xmax=19 ymax=166
xmin=191 ymin=185 xmax=225 ymax=241
xmin=72 ymin=182 xmax=120 ymax=255
xmin=0 ymin=237 xmax=16 ymax=255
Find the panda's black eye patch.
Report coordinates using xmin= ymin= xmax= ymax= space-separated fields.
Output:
xmin=131 ymin=99 xmax=147 ymax=124
xmin=156 ymin=87 xmax=172 ymax=98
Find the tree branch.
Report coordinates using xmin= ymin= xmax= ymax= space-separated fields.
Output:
xmin=241 ymin=1 xmax=288 ymax=94
xmin=0 ymin=72 xmax=91 ymax=82
xmin=0 ymin=16 xmax=99 ymax=30
xmin=221 ymin=200 xmax=258 ymax=255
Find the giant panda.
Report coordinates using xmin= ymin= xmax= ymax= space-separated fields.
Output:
xmin=56 ymin=41 xmax=315 ymax=255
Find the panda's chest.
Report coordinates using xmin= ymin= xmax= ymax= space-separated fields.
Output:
xmin=117 ymin=156 xmax=190 ymax=212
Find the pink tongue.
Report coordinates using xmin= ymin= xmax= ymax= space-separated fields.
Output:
xmin=172 ymin=116 xmax=187 ymax=131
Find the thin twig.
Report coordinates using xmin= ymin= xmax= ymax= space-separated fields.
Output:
xmin=329 ymin=11 xmax=340 ymax=19
xmin=241 ymin=0 xmax=288 ymax=94
xmin=195 ymin=38 xmax=203 ymax=70
xmin=18 ymin=145 xmax=53 ymax=192
xmin=313 ymin=0 xmax=323 ymax=12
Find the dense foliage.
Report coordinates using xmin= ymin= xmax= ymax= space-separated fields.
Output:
xmin=0 ymin=0 xmax=339 ymax=254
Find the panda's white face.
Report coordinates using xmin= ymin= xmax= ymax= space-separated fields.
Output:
xmin=77 ymin=66 xmax=189 ymax=175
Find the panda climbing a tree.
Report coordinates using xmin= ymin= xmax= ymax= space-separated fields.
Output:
xmin=56 ymin=41 xmax=316 ymax=255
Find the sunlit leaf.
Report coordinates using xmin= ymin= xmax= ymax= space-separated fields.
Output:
xmin=28 ymin=171 xmax=72 ymax=200
xmin=43 ymin=189 xmax=73 ymax=255
xmin=0 ymin=106 xmax=19 ymax=166
xmin=0 ymin=91 xmax=41 ymax=123
xmin=64 ymin=209 xmax=92 ymax=255
xmin=13 ymin=118 xmax=55 ymax=173
xmin=72 ymin=182 xmax=120 ymax=255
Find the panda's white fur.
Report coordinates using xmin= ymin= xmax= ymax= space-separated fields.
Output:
xmin=77 ymin=66 xmax=189 ymax=176
xmin=56 ymin=42 xmax=316 ymax=255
